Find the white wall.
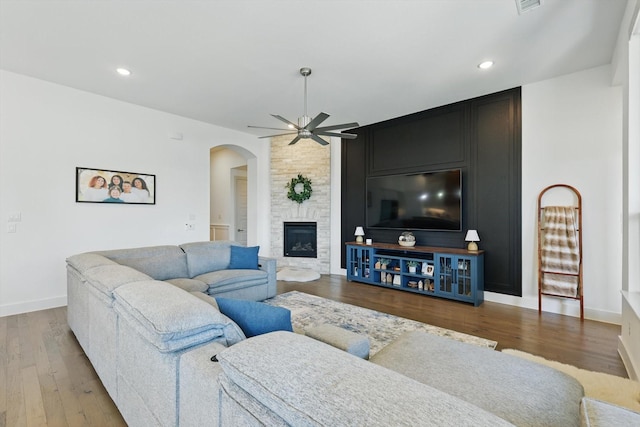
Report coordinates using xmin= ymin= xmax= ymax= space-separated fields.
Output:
xmin=485 ymin=65 xmax=623 ymax=323
xmin=0 ymin=70 xmax=270 ymax=316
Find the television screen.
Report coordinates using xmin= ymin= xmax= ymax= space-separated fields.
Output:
xmin=366 ymin=169 xmax=462 ymax=231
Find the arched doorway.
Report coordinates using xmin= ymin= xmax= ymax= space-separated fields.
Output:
xmin=210 ymin=145 xmax=255 ymax=245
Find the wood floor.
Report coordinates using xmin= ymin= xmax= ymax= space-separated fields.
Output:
xmin=1 ymin=274 xmax=627 ymax=426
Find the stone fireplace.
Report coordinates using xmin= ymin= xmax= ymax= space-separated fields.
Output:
xmin=283 ymin=222 xmax=317 ymax=258
xmin=270 ymin=135 xmax=330 ymax=273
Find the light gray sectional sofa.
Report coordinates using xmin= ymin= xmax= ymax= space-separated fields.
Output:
xmin=66 ymin=240 xmax=275 ymax=425
xmin=66 ymin=241 xmax=640 ymax=426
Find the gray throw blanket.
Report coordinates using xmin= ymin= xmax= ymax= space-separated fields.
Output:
xmin=540 ymin=206 xmax=580 ymax=297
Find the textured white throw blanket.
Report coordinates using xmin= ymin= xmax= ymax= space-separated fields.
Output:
xmin=541 ymin=206 xmax=580 ymax=297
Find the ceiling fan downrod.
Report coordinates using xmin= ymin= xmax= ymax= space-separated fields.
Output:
xmin=300 ymin=67 xmax=312 ymax=129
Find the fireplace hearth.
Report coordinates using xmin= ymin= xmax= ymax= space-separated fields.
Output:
xmin=284 ymin=222 xmax=317 ymax=258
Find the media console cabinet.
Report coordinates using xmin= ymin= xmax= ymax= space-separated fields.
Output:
xmin=345 ymin=242 xmax=484 ymax=306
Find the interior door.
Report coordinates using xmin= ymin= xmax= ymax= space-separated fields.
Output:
xmin=234 ymin=176 xmax=248 ymax=246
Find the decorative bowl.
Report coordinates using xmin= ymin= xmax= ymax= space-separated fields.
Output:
xmin=398 ymin=240 xmax=416 ymax=247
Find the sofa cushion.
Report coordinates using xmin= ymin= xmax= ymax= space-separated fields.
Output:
xmin=165 ymin=278 xmax=209 ymax=293
xmin=217 ymin=332 xmax=514 ymax=426
xmin=228 ymin=245 xmax=259 ymax=269
xmin=180 ymin=241 xmax=232 ymax=277
xmin=112 ymin=281 xmax=230 ymax=346
xmin=370 ymin=330 xmax=584 ymax=427
xmin=215 ymin=298 xmax=293 ymax=337
xmin=115 ymin=253 xmax=189 ymax=281
xmin=191 ymin=292 xmax=246 ymax=345
xmin=581 ymin=397 xmax=640 ymax=426
xmin=195 ymin=268 xmax=267 ymax=288
xmin=93 ymin=245 xmax=189 ymax=280
xmin=82 ymin=264 xmax=152 ymax=297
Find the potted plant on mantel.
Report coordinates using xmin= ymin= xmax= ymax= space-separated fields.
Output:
xmin=407 ymin=260 xmax=420 ymax=273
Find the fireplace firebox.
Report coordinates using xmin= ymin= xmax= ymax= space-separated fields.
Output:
xmin=283 ymin=222 xmax=317 ymax=258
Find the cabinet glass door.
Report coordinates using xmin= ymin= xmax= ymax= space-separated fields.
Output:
xmin=347 ymin=246 xmax=359 ymax=277
xmin=438 ymin=256 xmax=453 ymax=294
xmin=361 ymin=249 xmax=371 ymax=279
xmin=347 ymin=246 xmax=373 ymax=282
xmin=456 ymin=258 xmax=472 ymax=298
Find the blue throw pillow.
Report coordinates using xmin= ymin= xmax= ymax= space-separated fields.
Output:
xmin=228 ymin=245 xmax=259 ymax=270
xmin=215 ymin=297 xmax=293 ymax=338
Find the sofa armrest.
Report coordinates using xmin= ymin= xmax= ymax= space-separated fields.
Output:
xmin=258 ymin=256 xmax=277 ymax=298
xmin=113 ymin=281 xmax=233 ymax=352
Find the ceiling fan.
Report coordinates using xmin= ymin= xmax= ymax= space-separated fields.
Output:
xmin=248 ymin=67 xmax=359 ymax=146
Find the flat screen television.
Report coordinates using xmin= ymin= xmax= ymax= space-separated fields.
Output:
xmin=366 ymin=169 xmax=462 ymax=231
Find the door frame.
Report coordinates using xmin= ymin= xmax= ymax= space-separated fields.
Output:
xmin=230 ymin=166 xmax=248 ymax=243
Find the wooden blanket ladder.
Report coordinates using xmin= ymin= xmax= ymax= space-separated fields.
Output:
xmin=538 ymin=184 xmax=583 ymax=320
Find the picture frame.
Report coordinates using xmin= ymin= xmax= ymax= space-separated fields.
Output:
xmin=76 ymin=167 xmax=156 ymax=204
xmin=425 ymin=265 xmax=435 ymax=276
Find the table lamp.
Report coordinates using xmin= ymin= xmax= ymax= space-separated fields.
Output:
xmin=354 ymin=226 xmax=365 ymax=243
xmin=465 ymin=230 xmax=480 ymax=251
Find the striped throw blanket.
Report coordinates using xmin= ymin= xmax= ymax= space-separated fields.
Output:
xmin=540 ymin=206 xmax=580 ymax=297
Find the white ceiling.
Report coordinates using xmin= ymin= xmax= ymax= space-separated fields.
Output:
xmin=0 ymin=0 xmax=628 ymax=136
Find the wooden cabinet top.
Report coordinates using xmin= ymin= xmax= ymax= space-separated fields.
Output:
xmin=345 ymin=241 xmax=484 ymax=256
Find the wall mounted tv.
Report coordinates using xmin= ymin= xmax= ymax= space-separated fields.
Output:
xmin=366 ymin=169 xmax=462 ymax=231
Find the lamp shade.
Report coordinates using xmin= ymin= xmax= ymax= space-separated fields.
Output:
xmin=354 ymin=226 xmax=365 ymax=243
xmin=465 ymin=230 xmax=480 ymax=242
xmin=465 ymin=230 xmax=480 ymax=251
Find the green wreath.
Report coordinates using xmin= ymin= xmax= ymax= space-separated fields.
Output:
xmin=286 ymin=174 xmax=312 ymax=204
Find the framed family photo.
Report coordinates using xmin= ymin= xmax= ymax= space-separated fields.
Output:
xmin=76 ymin=167 xmax=156 ymax=204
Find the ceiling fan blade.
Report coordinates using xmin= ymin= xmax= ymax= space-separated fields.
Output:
xmin=258 ymin=131 xmax=298 ymax=139
xmin=314 ymin=131 xmax=358 ymax=139
xmin=271 ymin=114 xmax=300 ymax=129
xmin=305 ymin=112 xmax=330 ymax=131
xmin=288 ymin=135 xmax=302 ymax=145
xmin=310 ymin=134 xmax=330 ymax=146
xmin=248 ymin=125 xmax=291 ymax=131
xmin=314 ymin=122 xmax=360 ymax=132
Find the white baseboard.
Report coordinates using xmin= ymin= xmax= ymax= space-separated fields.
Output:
xmin=0 ymin=295 xmax=67 ymax=317
xmin=481 ymin=292 xmax=622 ymax=324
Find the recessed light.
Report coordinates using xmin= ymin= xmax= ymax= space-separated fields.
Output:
xmin=478 ymin=61 xmax=494 ymax=70
xmin=116 ymin=68 xmax=131 ymax=76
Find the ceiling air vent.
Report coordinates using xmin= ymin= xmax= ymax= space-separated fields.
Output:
xmin=515 ymin=0 xmax=542 ymax=15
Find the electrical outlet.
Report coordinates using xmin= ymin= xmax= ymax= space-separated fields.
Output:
xmin=7 ymin=223 xmax=17 ymax=233
xmin=185 ymin=223 xmax=195 ymax=231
